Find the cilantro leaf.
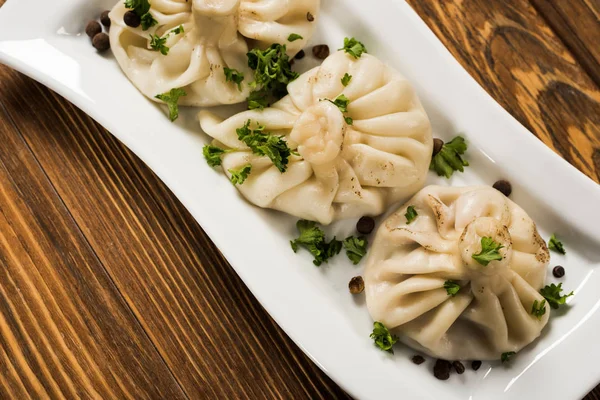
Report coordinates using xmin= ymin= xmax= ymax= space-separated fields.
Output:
xmin=343 ymin=236 xmax=368 ymax=265
xmin=203 ymin=145 xmax=230 ymax=167
xmin=501 ymin=351 xmax=516 ymax=363
xmin=150 ymin=34 xmax=169 ymax=55
xmin=405 ymin=206 xmax=418 ymax=224
xmin=124 ymin=0 xmax=157 ymax=30
xmin=345 ymin=116 xmax=354 ymax=125
xmin=370 ymin=322 xmax=398 ymax=353
xmin=540 ymin=283 xmax=573 ymax=309
xmin=290 ymin=220 xmax=342 ymax=266
xmin=340 ymin=37 xmax=367 ymax=58
xmin=548 ymin=234 xmax=566 ymax=255
xmin=140 ymin=12 xmax=157 ymax=30
xmin=228 ymin=164 xmax=252 ymax=185
xmin=430 ymin=136 xmax=469 ymax=178
xmin=341 ymin=73 xmax=352 ymax=87
xmin=224 ymin=67 xmax=244 ymax=91
xmin=236 ymin=120 xmax=292 ymax=173
xmin=247 ymin=43 xmax=299 ymax=104
xmin=172 ymin=25 xmax=184 ymax=35
xmin=531 ymin=299 xmax=546 ymax=320
xmin=287 ymin=33 xmax=303 ymax=42
xmin=247 ymin=89 xmax=270 ymax=110
xmin=444 ymin=280 xmax=460 ymax=297
xmin=155 ymin=88 xmax=187 ymax=121
xmin=472 ymin=237 xmax=504 ymax=266
xmin=328 ymin=94 xmax=350 ymax=113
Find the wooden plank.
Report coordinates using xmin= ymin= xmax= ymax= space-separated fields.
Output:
xmin=530 ymin=0 xmax=600 ymax=87
xmin=0 ymin=66 xmax=351 ymax=399
xmin=407 ymin=0 xmax=600 ymax=184
xmin=0 ymin=100 xmax=186 ymax=398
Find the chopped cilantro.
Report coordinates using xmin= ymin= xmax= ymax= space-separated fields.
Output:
xmin=531 ymin=299 xmax=546 ymax=320
xmin=472 ymin=237 xmax=504 ymax=266
xmin=228 ymin=164 xmax=252 ymax=185
xmin=247 ymin=89 xmax=270 ymax=110
xmin=150 ymin=34 xmax=169 ymax=55
xmin=341 ymin=73 xmax=352 ymax=86
xmin=236 ymin=120 xmax=293 ymax=173
xmin=343 ymin=236 xmax=368 ymax=265
xmin=501 ymin=351 xmax=516 ymax=363
xmin=287 ymin=33 xmax=303 ymax=42
xmin=290 ymin=220 xmax=342 ymax=266
xmin=328 ymin=94 xmax=350 ymax=113
xmin=124 ymin=0 xmax=157 ymax=30
xmin=405 ymin=206 xmax=418 ymax=224
xmin=370 ymin=322 xmax=398 ymax=353
xmin=444 ymin=280 xmax=460 ymax=297
xmin=172 ymin=25 xmax=184 ymax=35
xmin=224 ymin=67 xmax=244 ymax=91
xmin=247 ymin=43 xmax=299 ymax=105
xmin=340 ymin=37 xmax=367 ymax=58
xmin=548 ymin=234 xmax=566 ymax=255
xmin=345 ymin=116 xmax=354 ymax=125
xmin=203 ymin=145 xmax=231 ymax=167
xmin=155 ymin=88 xmax=187 ymax=121
xmin=540 ymin=283 xmax=573 ymax=309
xmin=140 ymin=13 xmax=157 ymax=30
xmin=430 ymin=136 xmax=469 ymax=178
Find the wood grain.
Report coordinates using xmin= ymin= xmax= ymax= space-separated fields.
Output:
xmin=0 ymin=0 xmax=599 ymax=399
xmin=407 ymin=0 xmax=600 ymax=184
xmin=0 ymin=67 xmax=350 ymax=400
xmin=0 ymin=95 xmax=185 ymax=398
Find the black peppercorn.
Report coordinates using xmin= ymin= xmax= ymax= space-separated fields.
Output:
xmin=92 ymin=33 xmax=110 ymax=52
xmin=100 ymin=10 xmax=111 ymax=28
xmin=452 ymin=361 xmax=465 ymax=374
xmin=553 ymin=265 xmax=565 ymax=278
xmin=433 ymin=359 xmax=451 ymax=380
xmin=471 ymin=360 xmax=482 ymax=371
xmin=124 ymin=10 xmax=141 ymax=28
xmin=312 ymin=45 xmax=330 ymax=60
xmin=307 ymin=12 xmax=315 ymax=22
xmin=412 ymin=355 xmax=425 ymax=365
xmin=85 ymin=20 xmax=102 ymax=38
xmin=432 ymin=138 xmax=444 ymax=157
xmin=493 ymin=179 xmax=512 ymax=197
xmin=295 ymin=49 xmax=306 ymax=60
xmin=357 ymin=216 xmax=375 ymax=235
xmin=348 ymin=276 xmax=364 ymax=294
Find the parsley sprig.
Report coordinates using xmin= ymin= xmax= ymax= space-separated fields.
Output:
xmin=224 ymin=67 xmax=244 ymax=91
xmin=155 ymin=88 xmax=187 ymax=121
xmin=531 ymin=299 xmax=546 ymax=320
xmin=472 ymin=237 xmax=504 ymax=266
xmin=370 ymin=322 xmax=398 ymax=353
xmin=343 ymin=236 xmax=368 ymax=265
xmin=236 ymin=120 xmax=293 ymax=173
xmin=340 ymin=37 xmax=367 ymax=59
xmin=149 ymin=25 xmax=184 ymax=55
xmin=290 ymin=220 xmax=342 ymax=266
xmin=540 ymin=283 xmax=573 ymax=309
xmin=124 ymin=0 xmax=157 ymax=30
xmin=548 ymin=234 xmax=566 ymax=255
xmin=405 ymin=206 xmax=418 ymax=224
xmin=444 ymin=280 xmax=460 ymax=297
xmin=247 ymin=44 xmax=299 ymax=110
xmin=430 ymin=136 xmax=469 ymax=178
xmin=203 ymin=145 xmax=232 ymax=167
xmin=228 ymin=164 xmax=252 ymax=185
xmin=341 ymin=73 xmax=352 ymax=87
xmin=326 ymin=94 xmax=353 ymax=125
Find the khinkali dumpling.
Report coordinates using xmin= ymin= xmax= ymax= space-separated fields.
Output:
xmin=364 ymin=185 xmax=550 ymax=360
xmin=108 ymin=0 xmax=319 ymax=106
xmin=199 ymin=50 xmax=433 ymax=224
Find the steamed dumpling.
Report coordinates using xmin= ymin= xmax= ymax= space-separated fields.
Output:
xmin=108 ymin=0 xmax=319 ymax=106
xmin=199 ymin=50 xmax=433 ymax=224
xmin=364 ymin=185 xmax=550 ymax=360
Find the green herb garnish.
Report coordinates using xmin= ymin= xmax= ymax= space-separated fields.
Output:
xmin=370 ymin=322 xmax=398 ymax=353
xmin=290 ymin=220 xmax=342 ymax=266
xmin=224 ymin=67 xmax=244 ymax=91
xmin=172 ymin=25 xmax=184 ymax=35
xmin=501 ymin=351 xmax=516 ymax=363
xmin=531 ymin=299 xmax=546 ymax=320
xmin=548 ymin=234 xmax=566 ymax=255
xmin=472 ymin=237 xmax=504 ymax=266
xmin=340 ymin=37 xmax=368 ymax=59
xmin=341 ymin=73 xmax=352 ymax=86
xmin=228 ymin=164 xmax=252 ymax=185
xmin=540 ymin=283 xmax=573 ymax=309
xmin=155 ymin=88 xmax=187 ymax=121
xmin=203 ymin=145 xmax=231 ymax=167
xmin=430 ymin=136 xmax=469 ymax=178
xmin=328 ymin=94 xmax=350 ymax=113
xmin=124 ymin=0 xmax=157 ymax=30
xmin=236 ymin=120 xmax=293 ymax=173
xmin=405 ymin=206 xmax=418 ymax=224
xmin=444 ymin=280 xmax=461 ymax=297
xmin=343 ymin=236 xmax=368 ymax=265
xmin=149 ymin=34 xmax=169 ymax=55
xmin=287 ymin=33 xmax=303 ymax=42
xmin=345 ymin=117 xmax=354 ymax=125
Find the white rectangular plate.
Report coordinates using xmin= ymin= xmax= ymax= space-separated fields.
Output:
xmin=1 ymin=1 xmax=600 ymax=399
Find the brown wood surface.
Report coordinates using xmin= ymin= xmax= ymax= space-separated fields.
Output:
xmin=0 ymin=0 xmax=599 ymax=399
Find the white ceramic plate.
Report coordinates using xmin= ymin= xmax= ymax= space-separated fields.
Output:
xmin=1 ymin=1 xmax=599 ymax=399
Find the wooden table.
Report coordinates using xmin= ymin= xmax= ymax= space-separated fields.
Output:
xmin=0 ymin=0 xmax=598 ymax=398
